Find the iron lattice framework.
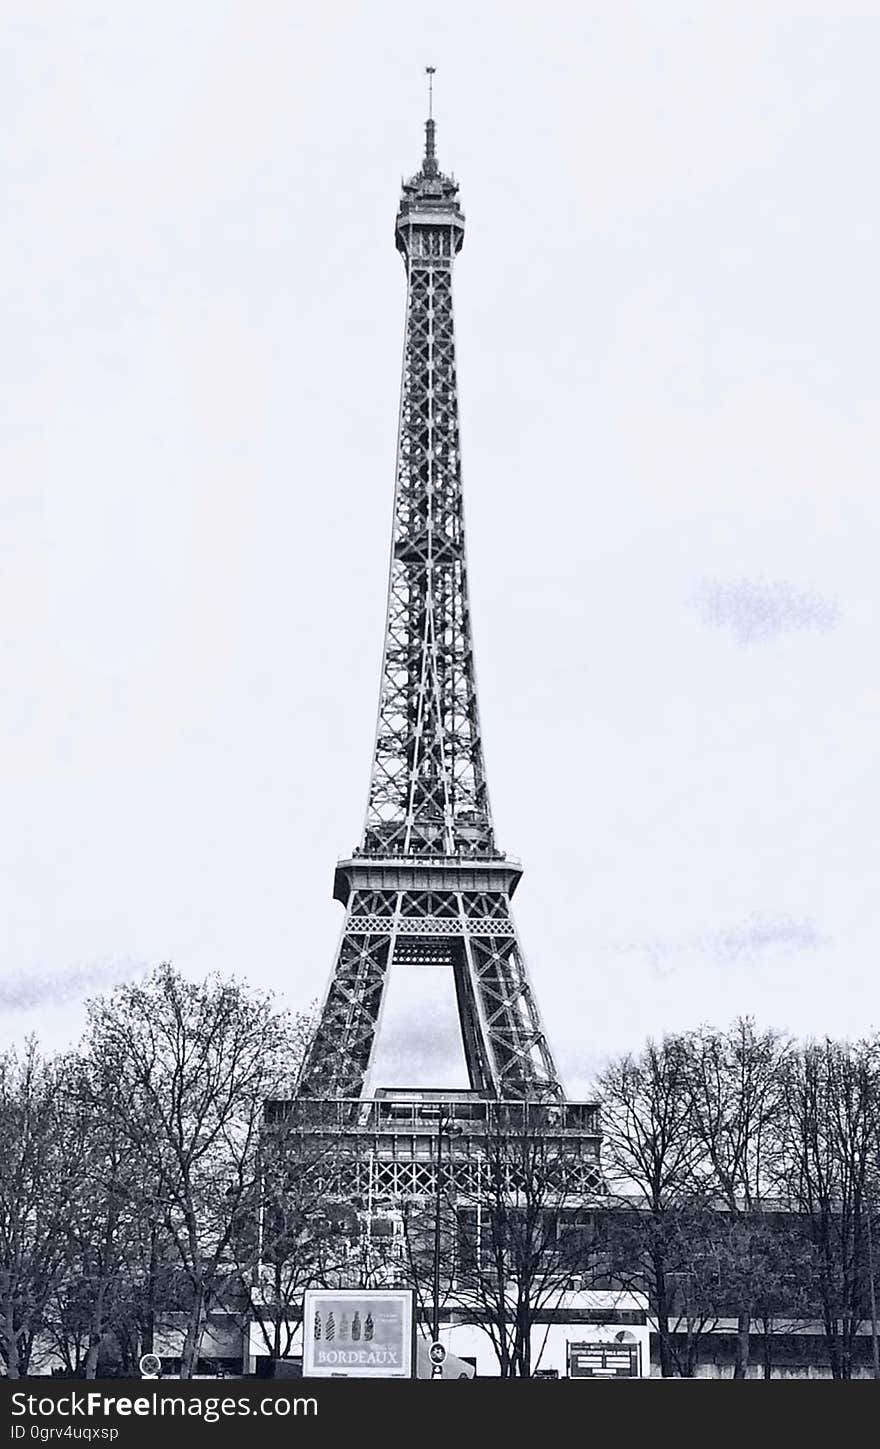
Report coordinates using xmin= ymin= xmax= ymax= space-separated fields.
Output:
xmin=266 ymin=1097 xmax=604 ymax=1204
xmin=298 ymin=114 xmax=564 ymax=1109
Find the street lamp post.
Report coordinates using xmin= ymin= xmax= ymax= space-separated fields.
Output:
xmin=432 ymin=1112 xmax=462 ymax=1356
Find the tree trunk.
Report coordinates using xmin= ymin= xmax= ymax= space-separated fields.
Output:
xmin=85 ymin=1339 xmax=101 ymax=1380
xmin=733 ymin=1310 xmax=750 ymax=1378
xmin=840 ymin=1313 xmax=854 ymax=1380
xmin=826 ymin=1318 xmax=842 ymax=1379
xmin=496 ymin=1323 xmax=511 ymax=1378
xmin=516 ymin=1302 xmax=531 ymax=1378
xmin=181 ymin=1284 xmax=206 ymax=1380
xmin=677 ymin=1334 xmax=697 ymax=1378
xmin=3 ymin=1300 xmax=20 ymax=1379
xmin=85 ymin=1283 xmax=107 ymax=1379
xmin=761 ymin=1318 xmax=773 ymax=1379
xmin=117 ymin=1324 xmax=136 ymax=1377
xmin=654 ymin=1268 xmax=674 ymax=1377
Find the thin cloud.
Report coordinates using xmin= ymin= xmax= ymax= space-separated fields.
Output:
xmin=694 ymin=578 xmax=839 ymax=644
xmin=715 ymin=915 xmax=824 ymax=961
xmin=0 ymin=959 xmax=145 ymax=1013
xmin=610 ymin=914 xmax=826 ymax=979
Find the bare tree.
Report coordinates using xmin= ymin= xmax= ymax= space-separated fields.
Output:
xmin=397 ymin=1195 xmax=460 ymax=1360
xmin=777 ymin=1037 xmax=880 ymax=1378
xmin=225 ymin=1114 xmax=354 ymax=1361
xmin=735 ymin=1212 xmax=817 ymax=1379
xmin=599 ymin=1194 xmax=727 ymax=1377
xmin=440 ymin=1111 xmax=594 ymax=1378
xmin=46 ymin=1055 xmax=165 ymax=1379
xmin=598 ymin=1034 xmax=706 ymax=1375
xmin=81 ymin=964 xmax=296 ymax=1378
xmin=0 ymin=1042 xmax=77 ymax=1378
xmin=685 ymin=1017 xmax=791 ymax=1377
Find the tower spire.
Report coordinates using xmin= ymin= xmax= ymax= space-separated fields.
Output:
xmin=424 ymin=65 xmax=437 ymax=174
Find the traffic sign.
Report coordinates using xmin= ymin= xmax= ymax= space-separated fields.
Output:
xmin=429 ymin=1341 xmax=447 ymax=1378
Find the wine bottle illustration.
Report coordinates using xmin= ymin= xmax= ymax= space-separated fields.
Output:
xmin=351 ymin=1311 xmax=361 ymax=1341
xmin=326 ymin=1312 xmax=335 ymax=1342
xmin=364 ymin=1313 xmax=374 ymax=1342
xmin=314 ymin=1310 xmax=322 ymax=1341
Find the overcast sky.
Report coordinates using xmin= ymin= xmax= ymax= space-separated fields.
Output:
xmin=2 ymin=2 xmax=879 ymax=1097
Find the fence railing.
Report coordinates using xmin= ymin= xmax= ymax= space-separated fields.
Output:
xmin=265 ymin=1097 xmax=600 ymax=1137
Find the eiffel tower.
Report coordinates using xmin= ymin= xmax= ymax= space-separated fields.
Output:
xmin=281 ymin=84 xmax=602 ymax=1204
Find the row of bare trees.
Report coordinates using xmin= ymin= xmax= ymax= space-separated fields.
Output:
xmin=378 ymin=1020 xmax=879 ymax=1378
xmin=2 ymin=972 xmax=878 ymax=1379
xmin=598 ymin=1019 xmax=880 ymax=1377
xmin=0 ymin=965 xmax=348 ymax=1379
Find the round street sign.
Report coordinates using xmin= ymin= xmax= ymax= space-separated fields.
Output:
xmin=429 ymin=1342 xmax=447 ymax=1365
xmin=139 ymin=1353 xmax=162 ymax=1378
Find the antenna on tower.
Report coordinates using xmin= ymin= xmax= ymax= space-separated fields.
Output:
xmin=426 ymin=64 xmax=435 ymax=119
xmin=424 ymin=65 xmax=437 ymax=172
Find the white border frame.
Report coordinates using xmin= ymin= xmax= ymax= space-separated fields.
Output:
xmin=302 ymin=1288 xmax=416 ymax=1378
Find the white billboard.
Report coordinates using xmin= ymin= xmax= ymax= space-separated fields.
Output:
xmin=302 ymin=1288 xmax=416 ymax=1378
